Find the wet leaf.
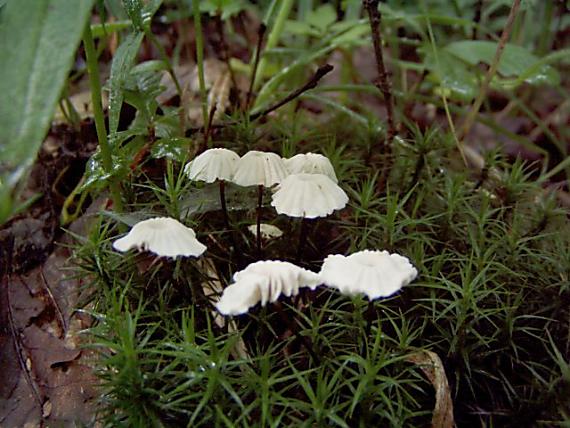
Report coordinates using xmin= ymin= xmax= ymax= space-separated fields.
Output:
xmin=150 ymin=137 xmax=192 ymax=162
xmin=445 ymin=41 xmax=560 ymax=86
xmin=107 ymin=32 xmax=144 ymax=136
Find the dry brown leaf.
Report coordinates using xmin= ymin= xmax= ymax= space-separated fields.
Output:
xmin=406 ymin=350 xmax=455 ymax=428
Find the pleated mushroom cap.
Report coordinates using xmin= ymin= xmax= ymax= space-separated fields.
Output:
xmin=112 ymin=217 xmax=207 ymax=258
xmin=232 ymin=150 xmax=288 ymax=187
xmin=216 ymin=260 xmax=320 ymax=315
xmin=284 ymin=153 xmax=338 ymax=183
xmin=271 ymin=173 xmax=348 ymax=218
xmin=184 ymin=148 xmax=240 ymax=183
xmin=319 ymin=250 xmax=418 ymax=299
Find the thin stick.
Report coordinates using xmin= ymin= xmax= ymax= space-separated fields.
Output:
xmin=256 ymin=184 xmax=263 ymax=256
xmin=246 ymin=23 xmax=267 ymax=111
xmin=459 ymin=0 xmax=522 ymax=140
xmin=364 ymin=0 xmax=397 ymax=143
xmin=39 ymin=269 xmax=67 ymax=337
xmin=203 ymin=103 xmax=217 ymax=150
xmin=249 ymin=64 xmax=334 ymax=122
xmin=6 ymin=277 xmax=43 ymax=406
xmin=364 ymin=0 xmax=397 ymax=191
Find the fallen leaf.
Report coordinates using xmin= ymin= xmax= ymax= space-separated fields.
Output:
xmin=406 ymin=350 xmax=454 ymax=428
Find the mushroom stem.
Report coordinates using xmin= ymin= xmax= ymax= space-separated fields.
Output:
xmin=256 ymin=184 xmax=263 ymax=256
xmin=219 ymin=180 xmax=230 ymax=232
xmin=295 ymin=218 xmax=309 ymax=264
xmin=362 ymin=300 xmax=377 ymax=355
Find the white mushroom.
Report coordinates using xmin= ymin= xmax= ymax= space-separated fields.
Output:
xmin=184 ymin=148 xmax=240 ymax=183
xmin=112 ymin=217 xmax=206 ymax=258
xmin=271 ymin=173 xmax=348 ymax=219
xmin=319 ymin=250 xmax=417 ymax=299
xmin=284 ymin=153 xmax=338 ymax=183
xmin=216 ymin=260 xmax=320 ymax=315
xmin=246 ymin=223 xmax=283 ymax=240
xmin=232 ymin=150 xmax=289 ymax=254
xmin=232 ymin=150 xmax=288 ymax=188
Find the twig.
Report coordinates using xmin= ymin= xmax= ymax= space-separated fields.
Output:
xmin=39 ymin=269 xmax=67 ymax=337
xmin=246 ymin=23 xmax=267 ymax=111
xmin=459 ymin=0 xmax=522 ymax=140
xmin=364 ymin=0 xmax=397 ymax=190
xmin=5 ymin=276 xmax=43 ymax=406
xmin=203 ymin=103 xmax=217 ymax=150
xmin=187 ymin=64 xmax=333 ymax=133
xmin=249 ymin=64 xmax=334 ymax=122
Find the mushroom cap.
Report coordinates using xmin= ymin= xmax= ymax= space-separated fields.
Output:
xmin=184 ymin=148 xmax=240 ymax=183
xmin=271 ymin=173 xmax=348 ymax=218
xmin=112 ymin=217 xmax=207 ymax=258
xmin=319 ymin=250 xmax=417 ymax=299
xmin=232 ymin=150 xmax=288 ymax=187
xmin=216 ymin=260 xmax=320 ymax=315
xmin=246 ymin=223 xmax=284 ymax=240
xmin=285 ymin=153 xmax=338 ymax=183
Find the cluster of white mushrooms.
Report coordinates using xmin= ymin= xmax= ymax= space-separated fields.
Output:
xmin=112 ymin=148 xmax=418 ymax=315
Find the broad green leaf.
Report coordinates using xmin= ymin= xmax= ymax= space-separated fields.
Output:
xmin=306 ymin=4 xmax=337 ymax=32
xmin=445 ymin=41 xmax=560 ymax=86
xmin=122 ymin=0 xmax=144 ymax=30
xmin=0 ymin=0 xmax=94 ymax=223
xmin=150 ymin=137 xmax=192 ymax=162
xmin=107 ymin=32 xmax=144 ymax=136
xmin=423 ymin=48 xmax=478 ymax=102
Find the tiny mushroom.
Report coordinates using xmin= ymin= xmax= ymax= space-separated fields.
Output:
xmin=184 ymin=148 xmax=240 ymax=183
xmin=112 ymin=217 xmax=206 ymax=258
xmin=216 ymin=260 xmax=321 ymax=315
xmin=232 ymin=150 xmax=288 ymax=188
xmin=284 ymin=152 xmax=338 ymax=183
xmin=271 ymin=173 xmax=348 ymax=219
xmin=232 ymin=150 xmax=288 ymax=254
xmin=184 ymin=148 xmax=240 ymax=232
xmin=246 ymin=223 xmax=283 ymax=240
xmin=319 ymin=250 xmax=418 ymax=300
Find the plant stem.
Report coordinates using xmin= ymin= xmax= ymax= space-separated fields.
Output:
xmin=364 ymin=0 xmax=397 ymax=190
xmin=192 ymin=0 xmax=209 ymax=130
xmin=253 ymin=0 xmax=294 ymax=91
xmin=459 ymin=0 xmax=521 ymax=140
xmin=256 ymin=184 xmax=263 ymax=256
xmin=83 ymin=23 xmax=123 ymax=212
xmin=245 ymin=23 xmax=267 ymax=111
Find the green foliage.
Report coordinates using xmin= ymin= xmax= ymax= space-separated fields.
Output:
xmin=0 ymin=0 xmax=94 ymax=223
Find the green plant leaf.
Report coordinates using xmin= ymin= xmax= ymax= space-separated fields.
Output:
xmin=445 ymin=40 xmax=560 ymax=86
xmin=107 ymin=31 xmax=144 ymax=136
xmin=150 ymin=137 xmax=191 ymax=162
xmin=306 ymin=4 xmax=337 ymax=32
xmin=0 ymin=0 xmax=94 ymax=224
